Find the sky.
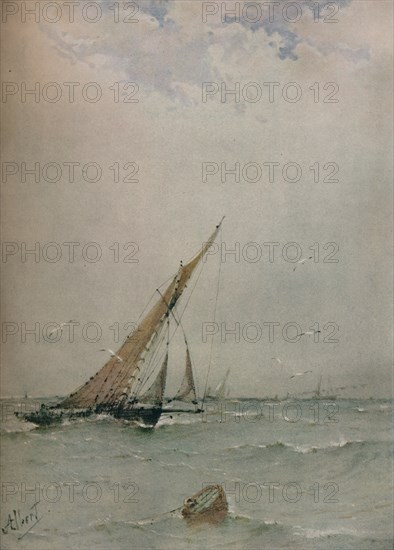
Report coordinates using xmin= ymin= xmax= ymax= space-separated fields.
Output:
xmin=1 ymin=0 xmax=393 ymax=399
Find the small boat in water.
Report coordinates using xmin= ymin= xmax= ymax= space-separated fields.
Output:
xmin=181 ymin=484 xmax=228 ymax=524
xmin=131 ymin=484 xmax=228 ymax=526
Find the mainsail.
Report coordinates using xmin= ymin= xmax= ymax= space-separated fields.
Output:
xmin=174 ymin=344 xmax=197 ymax=402
xmin=60 ymin=220 xmax=223 ymax=410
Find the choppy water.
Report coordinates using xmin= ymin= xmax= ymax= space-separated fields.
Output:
xmin=0 ymin=398 xmax=392 ymax=549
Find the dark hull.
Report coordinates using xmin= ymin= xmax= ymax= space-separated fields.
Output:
xmin=113 ymin=406 xmax=162 ymax=427
xmin=17 ymin=405 xmax=163 ymax=428
xmin=162 ymin=408 xmax=203 ymax=414
xmin=18 ymin=408 xmax=93 ymax=426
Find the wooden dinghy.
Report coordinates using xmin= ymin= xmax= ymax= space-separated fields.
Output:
xmin=181 ymin=484 xmax=228 ymax=524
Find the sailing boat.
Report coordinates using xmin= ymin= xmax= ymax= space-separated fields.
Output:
xmin=17 ymin=219 xmax=224 ymax=428
xmin=314 ymin=375 xmax=337 ymax=400
xmin=214 ymin=368 xmax=231 ymax=400
xmin=206 ymin=368 xmax=231 ymax=400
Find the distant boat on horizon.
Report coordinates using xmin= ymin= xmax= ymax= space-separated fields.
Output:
xmin=205 ymin=368 xmax=231 ymax=401
xmin=314 ymin=374 xmax=337 ymax=400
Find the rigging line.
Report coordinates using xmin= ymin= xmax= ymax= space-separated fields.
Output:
xmin=138 ymin=317 xmax=176 ymax=397
xmin=135 ymin=330 xmax=167 ymax=396
xmin=110 ymin=271 xmax=176 ymax=372
xmin=65 ymin=223 xmax=222 ymax=405
xmin=173 ymin=325 xmax=198 ymax=402
xmin=130 ymin=318 xmax=169 ymax=399
xmin=181 ymin=333 xmax=199 ymax=403
xmin=153 ymin=302 xmax=199 ymax=401
xmin=70 ymin=285 xmax=164 ymax=405
xmin=139 ymin=310 xmax=174 ymax=392
xmin=140 ymin=259 xmax=207 ymax=396
xmin=165 ymin=259 xmax=209 ymax=400
xmin=141 ymin=226 xmax=223 ymax=399
xmin=136 ymin=304 xmax=195 ymax=401
xmin=102 ymin=279 xmax=178 ymax=403
xmin=91 ymin=224 xmax=221 ymax=404
xmin=156 ymin=289 xmax=179 ymax=325
xmin=107 ymin=325 xmax=165 ymax=404
xmin=130 ymin=224 xmax=223 ymax=403
xmin=176 ymin=259 xmax=205 ymax=320
xmin=201 ymin=225 xmax=223 ymax=409
xmin=178 ymin=220 xmax=223 ymax=266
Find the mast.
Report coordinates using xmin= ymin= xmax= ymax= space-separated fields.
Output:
xmin=315 ymin=375 xmax=322 ymax=398
xmin=60 ymin=219 xmax=224 ymax=410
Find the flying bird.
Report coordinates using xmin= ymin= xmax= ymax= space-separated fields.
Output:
xmin=270 ymin=357 xmax=284 ymax=372
xmin=271 ymin=357 xmax=282 ymax=365
xmin=293 ymin=256 xmax=313 ymax=271
xmin=99 ymin=349 xmax=123 ymax=362
xmin=289 ymin=370 xmax=312 ymax=379
xmin=48 ymin=320 xmax=75 ymax=337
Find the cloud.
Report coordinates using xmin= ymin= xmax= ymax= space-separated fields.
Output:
xmin=38 ymin=0 xmax=373 ymax=104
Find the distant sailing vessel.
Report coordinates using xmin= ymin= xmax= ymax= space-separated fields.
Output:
xmin=314 ymin=375 xmax=337 ymax=400
xmin=17 ymin=219 xmax=224 ymax=428
xmin=214 ymin=368 xmax=231 ymax=400
xmin=205 ymin=368 xmax=231 ymax=400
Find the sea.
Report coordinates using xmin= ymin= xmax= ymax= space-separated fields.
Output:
xmin=0 ymin=397 xmax=392 ymax=550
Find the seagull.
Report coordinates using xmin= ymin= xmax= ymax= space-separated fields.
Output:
xmin=99 ymin=349 xmax=123 ymax=362
xmin=289 ymin=370 xmax=312 ymax=379
xmin=269 ymin=357 xmax=284 ymax=373
xmin=48 ymin=320 xmax=75 ymax=337
xmin=293 ymin=256 xmax=313 ymax=271
xmin=271 ymin=357 xmax=282 ymax=365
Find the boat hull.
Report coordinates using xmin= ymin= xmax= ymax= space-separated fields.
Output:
xmin=16 ymin=405 xmax=163 ymax=428
xmin=113 ymin=406 xmax=162 ymax=427
xmin=181 ymin=484 xmax=228 ymax=524
xmin=16 ymin=407 xmax=93 ymax=426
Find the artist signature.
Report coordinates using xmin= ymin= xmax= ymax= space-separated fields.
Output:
xmin=1 ymin=502 xmax=41 ymax=539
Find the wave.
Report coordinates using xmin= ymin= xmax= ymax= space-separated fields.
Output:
xmin=156 ymin=459 xmax=198 ymax=471
xmin=156 ymin=415 xmax=200 ymax=428
xmin=0 ymin=419 xmax=38 ymax=434
xmin=222 ymin=439 xmax=367 ymax=455
xmin=293 ymin=525 xmax=364 ymax=539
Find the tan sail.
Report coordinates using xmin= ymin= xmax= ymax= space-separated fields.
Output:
xmin=60 ymin=221 xmax=223 ymax=409
xmin=174 ymin=345 xmax=197 ymax=402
